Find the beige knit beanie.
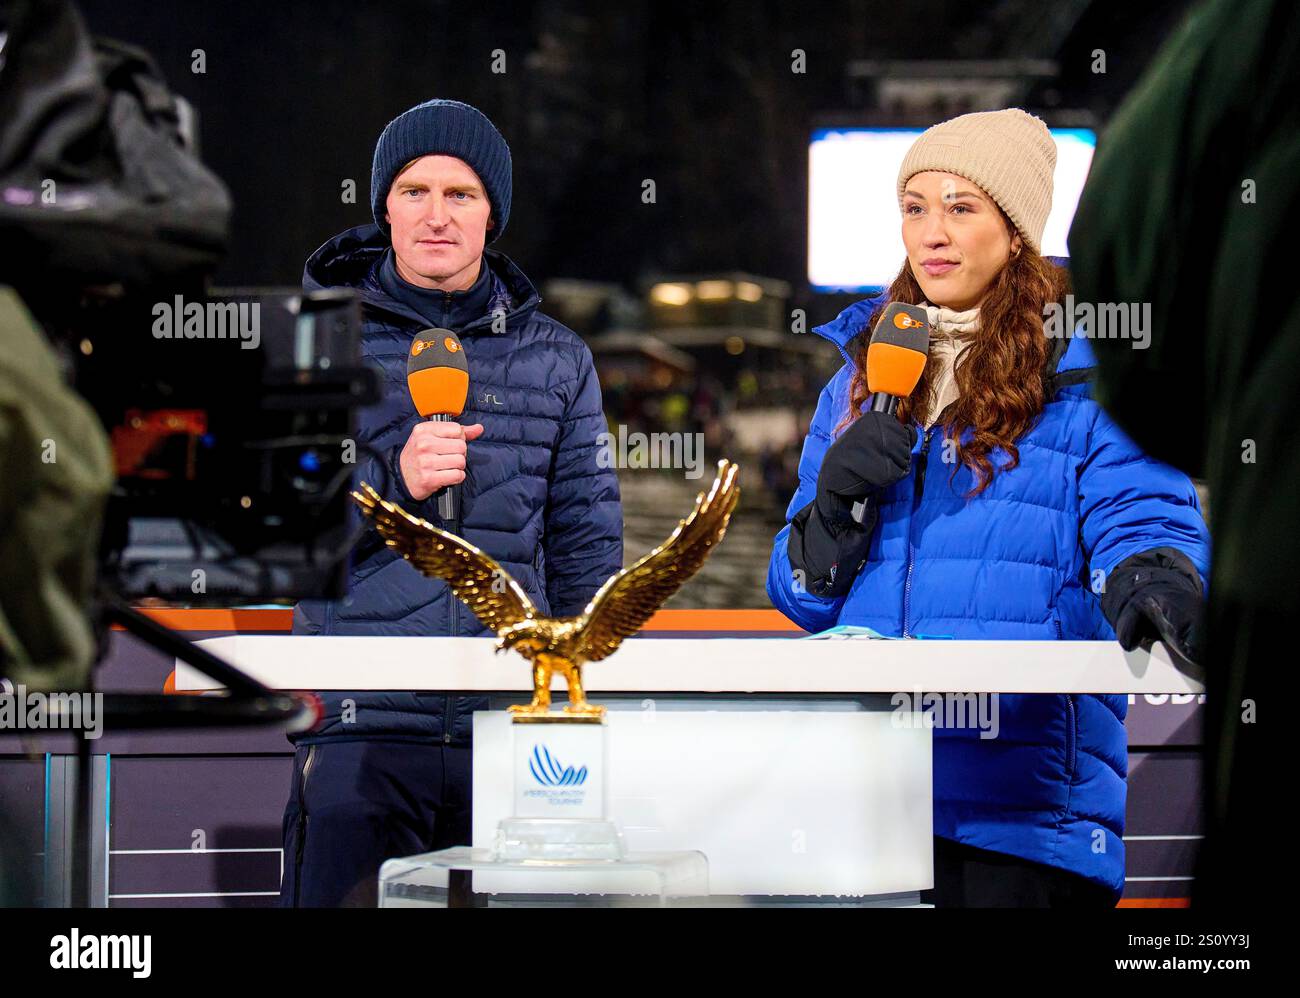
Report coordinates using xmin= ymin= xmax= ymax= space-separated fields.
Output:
xmin=896 ymin=108 xmax=1056 ymax=254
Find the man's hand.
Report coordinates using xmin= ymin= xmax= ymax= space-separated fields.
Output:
xmin=399 ymin=421 xmax=485 ymax=501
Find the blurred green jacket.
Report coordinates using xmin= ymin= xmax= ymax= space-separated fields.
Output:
xmin=0 ymin=287 xmax=114 ymax=692
xmin=1068 ymin=0 xmax=1300 ymax=612
xmin=1068 ymin=0 xmax=1296 ymax=907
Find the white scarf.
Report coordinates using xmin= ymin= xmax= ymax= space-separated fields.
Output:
xmin=924 ymin=302 xmax=980 ymax=335
xmin=921 ymin=302 xmax=980 ymax=428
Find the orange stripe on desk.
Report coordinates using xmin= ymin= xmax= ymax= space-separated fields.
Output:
xmin=113 ymin=608 xmax=294 ymax=632
xmin=118 ymin=607 xmax=803 ymax=634
xmin=641 ymin=609 xmax=803 ymax=632
xmin=1117 ymin=898 xmax=1190 ymax=908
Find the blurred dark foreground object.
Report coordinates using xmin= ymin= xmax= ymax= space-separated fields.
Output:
xmin=1069 ymin=0 xmax=1299 ymax=909
xmin=77 ymin=288 xmax=375 ymax=605
xmin=0 ymin=286 xmax=113 ymax=693
xmin=0 ymin=1 xmax=336 ymax=907
xmin=0 ymin=0 xmax=232 ymax=692
xmin=0 ymin=0 xmax=230 ymax=293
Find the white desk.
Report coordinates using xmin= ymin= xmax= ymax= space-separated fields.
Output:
xmin=176 ymin=635 xmax=1201 ymax=695
xmin=174 ymin=635 xmax=1196 ymax=900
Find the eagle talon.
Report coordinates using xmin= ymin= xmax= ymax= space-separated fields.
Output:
xmin=507 ymin=702 xmax=550 ymax=715
xmin=562 ymin=702 xmax=605 ymax=718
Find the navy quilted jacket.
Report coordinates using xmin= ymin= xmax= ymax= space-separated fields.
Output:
xmin=292 ymin=224 xmax=623 ymax=745
xmin=767 ymin=291 xmax=1211 ymax=897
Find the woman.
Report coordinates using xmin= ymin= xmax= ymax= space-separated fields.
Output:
xmin=767 ymin=109 xmax=1211 ymax=907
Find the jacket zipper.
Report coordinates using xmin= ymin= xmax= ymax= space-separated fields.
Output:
xmin=898 ymin=400 xmax=958 ymax=638
xmin=435 ymin=287 xmax=489 ymax=746
xmin=438 ymin=300 xmax=460 ymax=744
xmin=443 ymin=499 xmax=462 ymax=745
xmin=901 ymin=427 xmax=932 ymax=638
xmin=292 ymin=744 xmax=319 ymax=906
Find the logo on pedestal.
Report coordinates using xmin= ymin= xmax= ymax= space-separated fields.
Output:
xmin=529 ymin=745 xmax=588 ymax=786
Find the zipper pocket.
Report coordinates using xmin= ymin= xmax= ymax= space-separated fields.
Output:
xmin=298 ymin=744 xmax=318 ymax=809
xmin=292 ymin=744 xmax=319 ymax=906
xmin=1064 ymin=696 xmax=1077 ymax=779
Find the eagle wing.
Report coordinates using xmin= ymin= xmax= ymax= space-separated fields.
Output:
xmin=576 ymin=460 xmax=740 ymax=662
xmin=351 ymin=482 xmax=537 ymax=633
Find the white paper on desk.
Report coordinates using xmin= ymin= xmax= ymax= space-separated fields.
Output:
xmin=802 ymin=625 xmax=896 ymax=640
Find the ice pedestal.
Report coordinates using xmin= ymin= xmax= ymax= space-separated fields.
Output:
xmin=377 ymin=714 xmax=709 ymax=906
xmin=377 ymin=847 xmax=709 ymax=907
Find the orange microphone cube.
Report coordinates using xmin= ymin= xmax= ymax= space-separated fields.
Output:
xmin=866 ymin=303 xmax=930 ymax=399
xmin=407 ymin=328 xmax=470 ymax=417
xmin=866 ymin=340 xmax=928 ymax=397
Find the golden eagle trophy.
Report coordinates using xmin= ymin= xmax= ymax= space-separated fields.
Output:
xmin=351 ymin=460 xmax=740 ymax=723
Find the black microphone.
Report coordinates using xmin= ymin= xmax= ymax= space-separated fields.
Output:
xmin=406 ymin=328 xmax=469 ymax=523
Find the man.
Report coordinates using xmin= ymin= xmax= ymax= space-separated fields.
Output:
xmin=279 ymin=99 xmax=623 ymax=907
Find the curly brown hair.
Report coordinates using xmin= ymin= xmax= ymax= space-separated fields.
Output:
xmin=840 ymin=236 xmax=1071 ymax=497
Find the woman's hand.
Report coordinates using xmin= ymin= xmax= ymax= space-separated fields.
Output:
xmin=815 ymin=411 xmax=917 ymax=526
xmin=1101 ymin=547 xmax=1206 ymax=667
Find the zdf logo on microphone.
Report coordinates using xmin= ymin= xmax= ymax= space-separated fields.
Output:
xmin=411 ymin=336 xmax=461 ymax=357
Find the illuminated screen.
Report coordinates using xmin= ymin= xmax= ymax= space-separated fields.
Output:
xmin=808 ymin=127 xmax=1096 ymax=292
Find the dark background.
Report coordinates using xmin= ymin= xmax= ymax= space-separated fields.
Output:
xmin=68 ymin=0 xmax=1207 ymax=609
xmin=78 ymin=0 xmax=1195 ymax=312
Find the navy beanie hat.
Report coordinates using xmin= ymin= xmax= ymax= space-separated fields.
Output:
xmin=370 ymin=99 xmax=512 ymax=243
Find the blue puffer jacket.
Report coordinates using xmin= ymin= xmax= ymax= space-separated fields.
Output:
xmin=292 ymin=224 xmax=623 ymax=746
xmin=766 ymin=294 xmax=1211 ymax=897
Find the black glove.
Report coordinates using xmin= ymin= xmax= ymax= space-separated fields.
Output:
xmin=786 ymin=412 xmax=916 ymax=598
xmin=815 ymin=410 xmax=917 ymax=526
xmin=1101 ymin=547 xmax=1205 ymax=668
